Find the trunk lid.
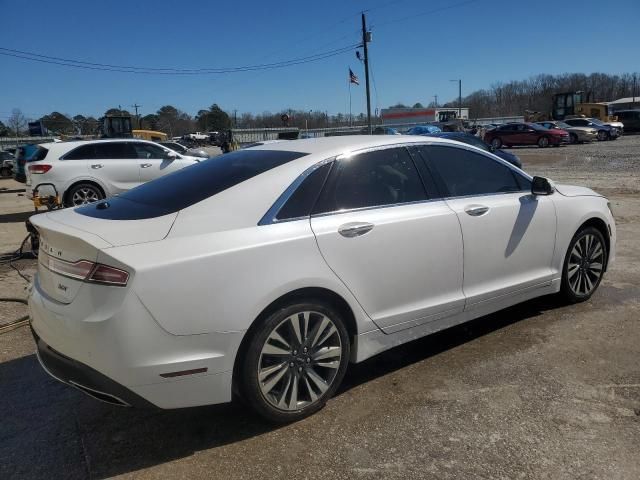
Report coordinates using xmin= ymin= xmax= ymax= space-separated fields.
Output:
xmin=30 ymin=208 xmax=176 ymax=304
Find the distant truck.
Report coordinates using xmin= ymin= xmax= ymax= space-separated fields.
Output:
xmin=186 ymin=132 xmax=209 ymax=141
xmin=381 ymin=107 xmax=469 ymax=125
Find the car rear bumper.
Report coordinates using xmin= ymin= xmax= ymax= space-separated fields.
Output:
xmin=33 ymin=328 xmax=155 ymax=408
xmin=28 ymin=274 xmax=243 ymax=409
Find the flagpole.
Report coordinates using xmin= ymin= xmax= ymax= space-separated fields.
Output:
xmin=349 ymin=76 xmax=352 ymax=127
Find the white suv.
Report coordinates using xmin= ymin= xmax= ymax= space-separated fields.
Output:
xmin=26 ymin=139 xmax=201 ymax=207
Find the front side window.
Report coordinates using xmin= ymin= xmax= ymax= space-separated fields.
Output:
xmin=313 ymin=147 xmax=427 ymax=214
xmin=132 ymin=142 xmax=170 ymax=159
xmin=422 ymin=145 xmax=526 ymax=197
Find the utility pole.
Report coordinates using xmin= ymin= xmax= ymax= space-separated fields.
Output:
xmin=361 ymin=12 xmax=372 ymax=134
xmin=449 ymin=79 xmax=462 ymax=118
xmin=131 ymin=103 xmax=142 ymax=128
xmin=433 ymin=95 xmax=438 ymax=107
xmin=633 ymin=73 xmax=637 ymax=107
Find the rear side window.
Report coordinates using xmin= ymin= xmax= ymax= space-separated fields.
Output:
xmin=421 ymin=145 xmax=525 ymax=197
xmin=76 ymin=149 xmax=308 ymax=220
xmin=63 ymin=145 xmax=95 ymax=160
xmin=131 ymin=142 xmax=169 ymax=159
xmin=275 ymin=162 xmax=333 ymax=221
xmin=313 ymin=147 xmax=427 ymax=214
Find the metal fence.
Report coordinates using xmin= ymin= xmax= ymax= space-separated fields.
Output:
xmin=230 ymin=116 xmax=525 ymax=143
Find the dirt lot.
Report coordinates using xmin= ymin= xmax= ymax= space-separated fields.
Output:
xmin=1 ymin=137 xmax=638 ymax=480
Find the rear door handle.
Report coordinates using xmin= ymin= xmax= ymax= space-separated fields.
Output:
xmin=90 ymin=164 xmax=103 ymax=169
xmin=464 ymin=205 xmax=490 ymax=217
xmin=140 ymin=163 xmax=153 ymax=168
xmin=338 ymin=222 xmax=374 ymax=238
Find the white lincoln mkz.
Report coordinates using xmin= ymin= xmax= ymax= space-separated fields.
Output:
xmin=28 ymin=135 xmax=615 ymax=422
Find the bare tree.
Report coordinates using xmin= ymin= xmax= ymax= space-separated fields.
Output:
xmin=7 ymin=108 xmax=27 ymax=136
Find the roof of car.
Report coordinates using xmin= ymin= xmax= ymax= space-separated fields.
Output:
xmin=38 ymin=138 xmax=162 ymax=150
xmin=244 ymin=135 xmax=462 ymax=156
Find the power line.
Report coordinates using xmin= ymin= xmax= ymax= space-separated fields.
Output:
xmin=0 ymin=44 xmax=360 ymax=75
xmin=371 ymin=0 xmax=480 ymax=29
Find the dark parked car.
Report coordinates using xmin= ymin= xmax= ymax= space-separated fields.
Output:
xmin=484 ymin=122 xmax=569 ymax=148
xmin=613 ymin=110 xmax=640 ymax=133
xmin=426 ymin=131 xmax=522 ymax=168
xmin=12 ymin=144 xmax=41 ymax=183
xmin=1 ymin=151 xmax=15 ymax=177
xmin=361 ymin=126 xmax=400 ymax=135
xmin=563 ymin=118 xmax=619 ymax=141
xmin=406 ymin=125 xmax=442 ymax=135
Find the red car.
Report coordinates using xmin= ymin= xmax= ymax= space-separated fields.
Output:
xmin=484 ymin=122 xmax=569 ymax=148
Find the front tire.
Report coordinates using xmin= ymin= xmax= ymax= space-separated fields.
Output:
xmin=560 ymin=227 xmax=607 ymax=303
xmin=239 ymin=301 xmax=350 ymax=423
xmin=569 ymin=133 xmax=578 ymax=144
xmin=597 ymin=130 xmax=607 ymax=141
xmin=491 ymin=137 xmax=502 ymax=149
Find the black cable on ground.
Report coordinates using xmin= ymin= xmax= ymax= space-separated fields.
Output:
xmin=0 ymin=234 xmax=36 ymax=334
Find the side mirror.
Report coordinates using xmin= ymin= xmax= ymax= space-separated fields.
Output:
xmin=166 ymin=151 xmax=178 ymax=160
xmin=531 ymin=176 xmax=554 ymax=195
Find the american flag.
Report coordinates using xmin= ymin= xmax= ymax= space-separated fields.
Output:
xmin=349 ymin=68 xmax=359 ymax=85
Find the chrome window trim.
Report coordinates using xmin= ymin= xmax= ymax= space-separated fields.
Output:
xmin=258 ymin=141 xmax=532 ymax=225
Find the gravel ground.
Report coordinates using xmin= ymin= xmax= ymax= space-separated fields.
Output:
xmin=0 ymin=137 xmax=638 ymax=480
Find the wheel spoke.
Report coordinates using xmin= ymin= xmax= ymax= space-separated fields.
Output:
xmin=262 ymin=342 xmax=290 ymax=356
xmin=589 ymin=262 xmax=603 ymax=272
xmin=276 ymin=371 xmax=293 ymax=408
xmin=312 ymin=346 xmax=341 ymax=362
xmin=288 ymin=315 xmax=303 ymax=347
xmin=306 ymin=367 xmax=329 ymax=395
xmin=259 ymin=361 xmax=287 ymax=382
xmin=315 ymin=360 xmax=340 ymax=369
xmin=261 ymin=363 xmax=288 ymax=394
xmin=304 ymin=376 xmax=319 ymax=402
xmin=315 ymin=324 xmax=337 ymax=348
xmin=287 ymin=373 xmax=299 ymax=410
xmin=310 ymin=317 xmax=330 ymax=348
xmin=567 ymin=263 xmax=580 ymax=279
xmin=584 ymin=271 xmax=594 ymax=292
xmin=267 ymin=330 xmax=290 ymax=351
xmin=590 ymin=243 xmax=603 ymax=261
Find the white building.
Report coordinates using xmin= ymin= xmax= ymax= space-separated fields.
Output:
xmin=381 ymin=107 xmax=469 ymax=125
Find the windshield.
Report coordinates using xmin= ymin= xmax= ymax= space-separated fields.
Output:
xmin=76 ymin=149 xmax=308 ymax=220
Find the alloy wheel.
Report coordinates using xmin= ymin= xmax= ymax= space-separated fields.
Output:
xmin=538 ymin=136 xmax=549 ymax=148
xmin=258 ymin=311 xmax=343 ymax=411
xmin=72 ymin=187 xmax=100 ymax=205
xmin=597 ymin=130 xmax=607 ymax=141
xmin=567 ymin=233 xmax=605 ymax=296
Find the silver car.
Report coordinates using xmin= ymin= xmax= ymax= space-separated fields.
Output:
xmin=536 ymin=121 xmax=598 ymax=144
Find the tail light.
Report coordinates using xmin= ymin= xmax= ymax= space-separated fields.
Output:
xmin=29 ymin=164 xmax=53 ymax=174
xmin=41 ymin=255 xmax=129 ymax=286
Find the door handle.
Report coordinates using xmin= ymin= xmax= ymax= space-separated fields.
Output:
xmin=140 ymin=163 xmax=153 ymax=168
xmin=90 ymin=164 xmax=103 ymax=169
xmin=338 ymin=222 xmax=374 ymax=238
xmin=464 ymin=205 xmax=490 ymax=217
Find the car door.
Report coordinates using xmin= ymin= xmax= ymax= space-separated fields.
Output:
xmin=89 ymin=142 xmax=141 ymax=194
xmin=131 ymin=142 xmax=185 ymax=182
xmin=309 ymin=146 xmax=465 ymax=333
xmin=419 ymin=145 xmax=556 ymax=308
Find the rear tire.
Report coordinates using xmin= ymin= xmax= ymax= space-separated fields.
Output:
xmin=491 ymin=138 xmax=502 ymax=149
xmin=597 ymin=130 xmax=607 ymax=141
xmin=0 ymin=166 xmax=11 ymax=178
xmin=569 ymin=133 xmax=579 ymax=144
xmin=64 ymin=183 xmax=104 ymax=207
xmin=239 ymin=301 xmax=350 ymax=423
xmin=560 ymin=226 xmax=607 ymax=303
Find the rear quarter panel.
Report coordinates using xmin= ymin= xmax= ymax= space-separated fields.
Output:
xmin=104 ymin=220 xmax=376 ymax=337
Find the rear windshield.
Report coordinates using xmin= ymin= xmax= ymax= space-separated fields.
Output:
xmin=76 ymin=149 xmax=308 ymax=220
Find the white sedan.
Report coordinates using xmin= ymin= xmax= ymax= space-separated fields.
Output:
xmin=28 ymin=135 xmax=615 ymax=422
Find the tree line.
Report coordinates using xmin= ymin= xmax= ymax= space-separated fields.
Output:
xmin=440 ymin=72 xmax=638 ymax=119
xmin=2 ymin=71 xmax=637 ymax=136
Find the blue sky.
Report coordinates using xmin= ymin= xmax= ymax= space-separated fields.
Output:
xmin=1 ymin=0 xmax=638 ymax=121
